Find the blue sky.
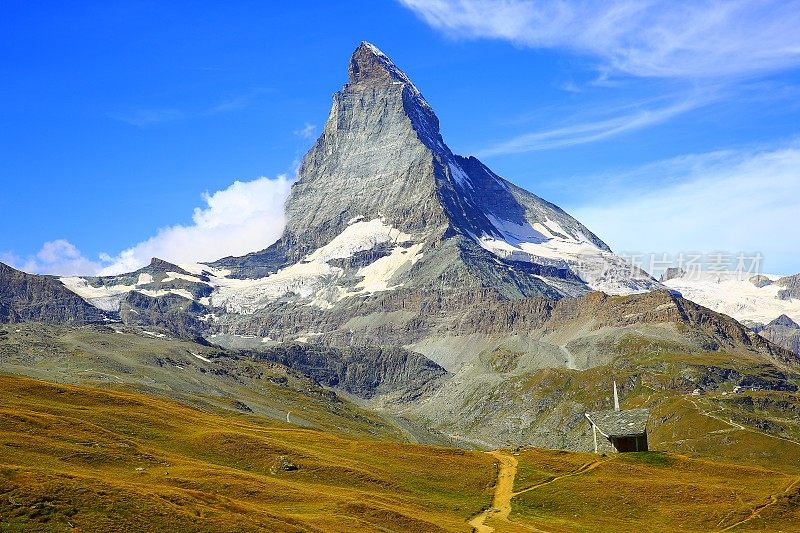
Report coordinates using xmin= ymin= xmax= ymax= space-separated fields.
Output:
xmin=2 ymin=0 xmax=799 ymax=276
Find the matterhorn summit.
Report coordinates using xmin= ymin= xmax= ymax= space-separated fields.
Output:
xmin=213 ymin=42 xmax=660 ymax=309
xmin=54 ymin=42 xmax=663 ymax=353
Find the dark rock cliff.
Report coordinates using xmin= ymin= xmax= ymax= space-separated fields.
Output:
xmin=0 ymin=262 xmax=108 ymax=325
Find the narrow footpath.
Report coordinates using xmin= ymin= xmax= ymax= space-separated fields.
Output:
xmin=468 ymin=450 xmax=608 ymax=533
xmin=467 ymin=450 xmax=518 ymax=533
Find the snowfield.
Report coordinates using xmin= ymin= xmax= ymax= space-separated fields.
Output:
xmin=59 ymin=273 xmax=151 ymax=312
xmin=473 ymin=215 xmax=657 ymax=295
xmin=59 ymin=270 xmax=205 ymax=311
xmin=211 ymin=218 xmax=424 ymax=313
xmin=664 ymin=271 xmax=800 ymax=325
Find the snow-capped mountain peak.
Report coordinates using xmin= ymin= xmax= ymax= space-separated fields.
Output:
xmin=60 ymin=42 xmax=662 ymax=328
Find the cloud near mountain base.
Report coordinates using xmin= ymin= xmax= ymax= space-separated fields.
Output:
xmin=2 ymin=176 xmax=293 ymax=277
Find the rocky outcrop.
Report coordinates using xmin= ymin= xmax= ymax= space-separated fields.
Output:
xmin=120 ymin=291 xmax=210 ymax=340
xmin=776 ymin=274 xmax=800 ymax=300
xmin=749 ymin=274 xmax=773 ymax=288
xmin=660 ymin=267 xmax=686 ymax=282
xmin=758 ymin=314 xmax=800 ymax=356
xmin=0 ymin=262 xmax=108 ymax=325
xmin=250 ymin=343 xmax=447 ymax=401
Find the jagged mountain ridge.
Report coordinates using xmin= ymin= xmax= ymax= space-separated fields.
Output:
xmin=35 ymin=42 xmax=793 ymax=368
xmin=2 ymin=42 xmax=800 ymax=452
xmin=211 ymin=42 xmax=659 ymax=307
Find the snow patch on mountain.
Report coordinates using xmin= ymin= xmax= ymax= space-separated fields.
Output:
xmin=212 ymin=260 xmax=339 ymax=314
xmin=138 ymin=288 xmax=196 ymax=301
xmin=486 ymin=214 xmax=549 ymax=246
xmin=59 ymin=273 xmax=151 ymax=311
xmin=356 ymin=242 xmax=425 ymax=292
xmin=306 ymin=218 xmax=413 ymax=262
xmin=161 ymin=271 xmax=204 ymax=284
xmin=211 ymin=218 xmax=421 ymax=313
xmin=664 ymin=271 xmax=800 ymax=325
xmin=473 ymin=215 xmax=655 ymax=295
xmin=448 ymin=162 xmax=473 ymax=189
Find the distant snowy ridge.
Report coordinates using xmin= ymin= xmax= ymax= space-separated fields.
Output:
xmin=60 ymin=273 xmax=155 ymax=312
xmin=664 ymin=271 xmax=800 ymax=325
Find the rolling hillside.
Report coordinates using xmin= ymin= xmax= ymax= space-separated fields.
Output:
xmin=2 ymin=375 xmax=799 ymax=532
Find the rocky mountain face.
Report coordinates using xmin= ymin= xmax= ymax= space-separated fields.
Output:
xmin=775 ymin=274 xmax=800 ymax=301
xmin=0 ymin=262 xmax=108 ymax=325
xmin=249 ymin=343 xmax=447 ymax=402
xmin=197 ymin=42 xmax=664 ymax=357
xmin=212 ymin=42 xmax=659 ymax=302
xmin=3 ymin=42 xmax=799 ymax=451
xmin=758 ymin=314 xmax=800 ymax=356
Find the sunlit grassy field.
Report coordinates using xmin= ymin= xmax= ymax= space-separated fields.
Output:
xmin=3 ymin=372 xmax=800 ymax=532
xmin=502 ymin=448 xmax=800 ymax=532
xmin=0 ymin=375 xmax=495 ymax=532
xmin=0 ymin=342 xmax=800 ymax=533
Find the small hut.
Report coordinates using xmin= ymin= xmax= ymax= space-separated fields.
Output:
xmin=585 ymin=381 xmax=650 ymax=453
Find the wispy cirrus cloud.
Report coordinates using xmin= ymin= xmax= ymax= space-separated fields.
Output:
xmin=478 ymin=95 xmax=704 ymax=155
xmin=111 ymin=90 xmax=269 ymax=127
xmin=400 ymin=0 xmax=800 ymax=79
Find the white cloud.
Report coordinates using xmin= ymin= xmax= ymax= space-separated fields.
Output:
xmin=571 ymin=143 xmax=800 ymax=275
xmin=400 ymin=0 xmax=800 ymax=79
xmin=4 ymin=176 xmax=293 ymax=277
xmin=294 ymin=123 xmax=318 ymax=140
xmin=478 ymin=96 xmax=701 ymax=155
xmin=97 ymin=176 xmax=293 ymax=275
xmin=1 ymin=240 xmax=102 ymax=276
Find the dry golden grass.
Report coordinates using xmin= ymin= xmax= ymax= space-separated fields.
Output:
xmin=4 ymin=374 xmax=800 ymax=532
xmin=504 ymin=448 xmax=800 ymax=532
xmin=0 ymin=375 xmax=495 ymax=532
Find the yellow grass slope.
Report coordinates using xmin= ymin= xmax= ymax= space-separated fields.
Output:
xmin=0 ymin=375 xmax=495 ymax=532
xmin=3 ymin=374 xmax=800 ymax=532
xmin=490 ymin=448 xmax=800 ymax=532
